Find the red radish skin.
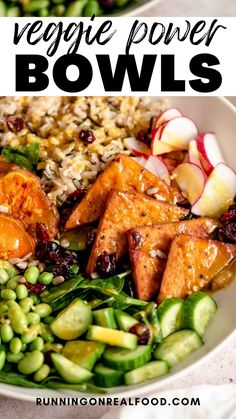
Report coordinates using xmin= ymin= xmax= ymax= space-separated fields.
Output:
xmin=188 ymin=140 xmax=204 ymax=170
xmin=151 ymin=124 xmax=180 ymax=156
xmin=197 ymin=133 xmax=225 ymax=175
xmin=192 ymin=163 xmax=236 ymax=218
xmin=154 ymin=108 xmax=182 ymax=129
xmin=124 ymin=138 xmax=150 ymax=158
xmin=173 ymin=162 xmax=206 ymax=205
xmin=160 ymin=116 xmax=198 ymax=150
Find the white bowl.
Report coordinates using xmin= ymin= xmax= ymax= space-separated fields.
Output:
xmin=1 ymin=96 xmax=236 ymax=401
xmin=113 ymin=0 xmax=162 ymax=16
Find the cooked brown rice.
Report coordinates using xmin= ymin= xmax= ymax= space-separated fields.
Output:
xmin=0 ymin=97 xmax=168 ymax=205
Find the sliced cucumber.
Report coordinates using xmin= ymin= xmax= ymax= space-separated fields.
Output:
xmin=157 ymin=298 xmax=183 ymax=338
xmin=62 ymin=340 xmax=105 ymax=371
xmin=93 ymin=308 xmax=117 ymax=329
xmin=115 ymin=309 xmax=138 ymax=332
xmin=87 ymin=325 xmax=137 ymax=349
xmin=103 ymin=345 xmax=152 ymax=371
xmin=154 ymin=330 xmax=202 ymax=367
xmin=51 ymin=353 xmax=93 ymax=384
xmin=181 ymin=292 xmax=217 ymax=337
xmin=94 ymin=363 xmax=123 ymax=387
xmin=124 ymin=360 xmax=169 ymax=385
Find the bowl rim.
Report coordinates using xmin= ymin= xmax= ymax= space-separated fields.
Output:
xmin=0 ymin=96 xmax=235 ymax=402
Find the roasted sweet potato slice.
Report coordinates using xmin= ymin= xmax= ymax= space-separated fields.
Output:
xmin=0 ymin=156 xmax=18 ymax=175
xmin=65 ymin=153 xmax=183 ymax=230
xmin=128 ymin=218 xmax=219 ymax=301
xmin=0 ymin=169 xmax=59 ymax=239
xmin=0 ymin=214 xmax=35 ymax=260
xmin=86 ymin=190 xmax=189 ymax=275
xmin=158 ymin=234 xmax=236 ymax=302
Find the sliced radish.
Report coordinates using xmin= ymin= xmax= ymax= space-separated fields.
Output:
xmin=160 ymin=117 xmax=198 ymax=150
xmin=131 ymin=156 xmax=148 ymax=166
xmin=144 ymin=156 xmax=171 ymax=185
xmin=172 ymin=163 xmax=206 ymax=205
xmin=124 ymin=137 xmax=150 ymax=157
xmin=154 ymin=108 xmax=182 ymax=129
xmin=197 ymin=133 xmax=225 ymax=175
xmin=151 ymin=126 xmax=180 ymax=156
xmin=192 ymin=163 xmax=236 ymax=218
xmin=188 ymin=140 xmax=203 ymax=169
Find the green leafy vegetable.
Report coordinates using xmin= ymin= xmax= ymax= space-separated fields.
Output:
xmin=135 ymin=302 xmax=162 ymax=346
xmin=0 ymin=370 xmax=44 ymax=388
xmin=2 ymin=143 xmax=40 ymax=172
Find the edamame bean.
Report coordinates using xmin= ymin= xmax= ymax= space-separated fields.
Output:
xmin=16 ymin=284 xmax=28 ymax=300
xmin=43 ymin=316 xmax=54 ymax=326
xmin=38 ymin=272 xmax=53 ymax=286
xmin=40 ymin=325 xmax=54 ymax=343
xmin=83 ymin=0 xmax=102 ymax=16
xmin=6 ymin=276 xmax=21 ymax=291
xmin=9 ymin=337 xmax=22 ymax=354
xmin=21 ymin=343 xmax=27 ymax=352
xmin=1 ymin=289 xmax=16 ymax=301
xmin=38 ymin=8 xmax=48 ymax=16
xmin=8 ymin=302 xmax=28 ymax=334
xmin=29 ymin=293 xmax=40 ymax=305
xmin=0 ymin=1 xmax=6 ymax=17
xmin=6 ymin=267 xmax=18 ymax=279
xmin=1 ymin=324 xmax=14 ymax=343
xmin=0 ymin=350 xmax=6 ymax=370
xmin=34 ymin=304 xmax=52 ymax=318
xmin=0 ymin=302 xmax=8 ymax=316
xmin=0 ymin=269 xmax=9 ymax=285
xmin=29 ymin=337 xmax=44 ymax=352
xmin=7 ymin=6 xmax=20 ymax=16
xmin=18 ymin=351 xmax=44 ymax=375
xmin=19 ymin=297 xmax=34 ymax=313
xmin=23 ymin=0 xmax=49 ymax=13
xmin=7 ymin=352 xmax=24 ymax=363
xmin=24 ymin=266 xmax=39 ymax=284
xmin=26 ymin=312 xmax=40 ymax=325
xmin=34 ymin=364 xmax=50 ymax=382
xmin=65 ymin=0 xmax=87 ymax=17
xmin=21 ymin=325 xmax=40 ymax=344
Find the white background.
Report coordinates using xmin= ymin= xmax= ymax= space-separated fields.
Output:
xmin=0 ymin=17 xmax=235 ymax=95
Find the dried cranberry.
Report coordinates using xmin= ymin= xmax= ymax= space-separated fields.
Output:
xmin=6 ymin=116 xmax=25 ymax=132
xmin=69 ymin=188 xmax=87 ymax=200
xmin=218 ymin=222 xmax=236 ymax=243
xmin=98 ymin=0 xmax=115 ymax=9
xmin=130 ymin=231 xmax=144 ymax=250
xmin=220 ymin=204 xmax=236 ymax=224
xmin=136 ymin=130 xmax=151 ymax=145
xmin=129 ymin=323 xmax=150 ymax=345
xmin=36 ymin=223 xmax=49 ymax=243
xmin=79 ymin=130 xmax=95 ymax=144
xmin=25 ymin=282 xmax=46 ymax=294
xmin=96 ymin=251 xmax=116 ymax=277
xmin=36 ymin=241 xmax=62 ymax=264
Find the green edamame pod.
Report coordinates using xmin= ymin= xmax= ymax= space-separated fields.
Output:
xmin=0 ymin=350 xmax=6 ymax=370
xmin=18 ymin=351 xmax=44 ymax=375
xmin=8 ymin=302 xmax=28 ymax=334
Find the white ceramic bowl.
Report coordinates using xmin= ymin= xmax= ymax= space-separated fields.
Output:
xmin=113 ymin=0 xmax=162 ymax=16
xmin=1 ymin=96 xmax=236 ymax=401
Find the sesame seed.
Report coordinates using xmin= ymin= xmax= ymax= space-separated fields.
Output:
xmin=149 ymin=250 xmax=157 ymax=258
xmin=60 ymin=239 xmax=70 ymax=248
xmin=0 ymin=205 xmax=9 ymax=214
xmin=147 ymin=187 xmax=159 ymax=195
xmin=193 ymin=285 xmax=199 ymax=292
xmin=52 ymin=276 xmax=65 ymax=285
xmin=91 ymin=272 xmax=100 ymax=279
xmin=156 ymin=249 xmax=167 ymax=259
xmin=16 ymin=262 xmax=28 ymax=270
xmin=154 ymin=194 xmax=166 ymax=201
